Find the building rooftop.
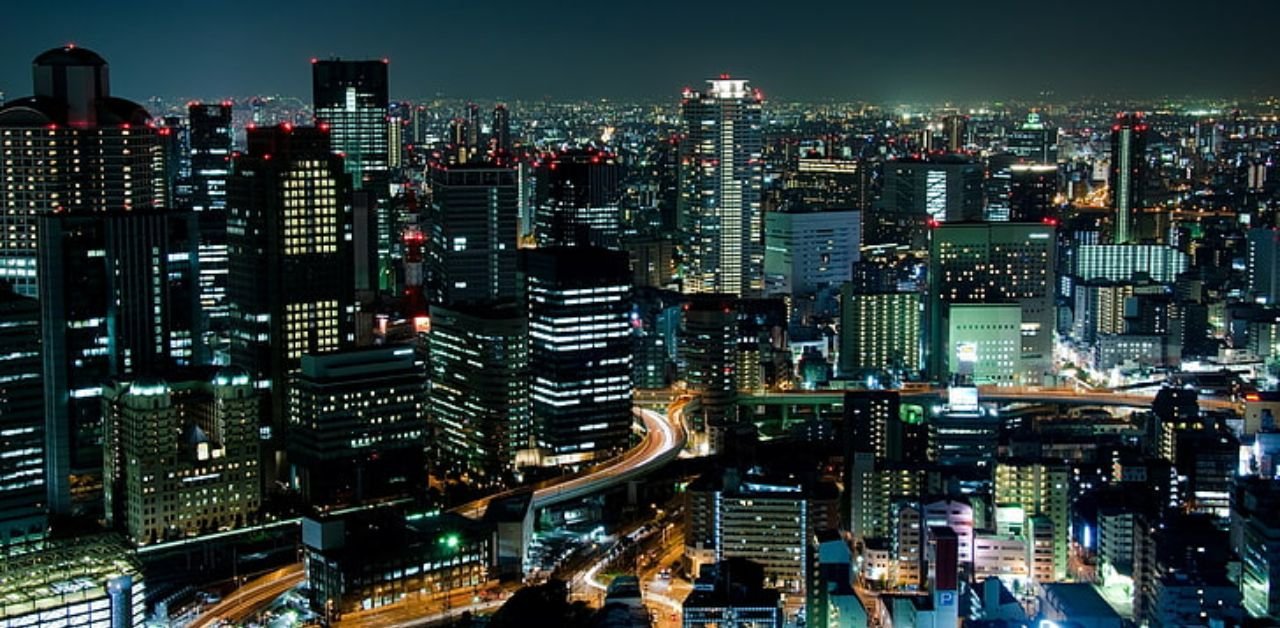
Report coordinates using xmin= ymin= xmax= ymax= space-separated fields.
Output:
xmin=1040 ymin=583 xmax=1121 ymax=619
xmin=33 ymin=45 xmax=107 ymax=67
xmin=0 ymin=535 xmax=141 ymax=620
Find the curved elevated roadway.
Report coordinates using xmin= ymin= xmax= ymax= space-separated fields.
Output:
xmin=453 ymin=399 xmax=688 ymax=519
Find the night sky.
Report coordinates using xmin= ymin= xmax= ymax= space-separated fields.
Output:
xmin=2 ymin=0 xmax=1278 ymax=102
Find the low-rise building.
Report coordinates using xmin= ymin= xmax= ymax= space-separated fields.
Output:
xmin=682 ymin=559 xmax=783 ymax=628
xmin=1039 ymin=583 xmax=1122 ymax=628
xmin=302 ymin=508 xmax=493 ymax=618
xmin=972 ymin=533 xmax=1028 ymax=581
xmin=0 ymin=535 xmax=145 ymax=627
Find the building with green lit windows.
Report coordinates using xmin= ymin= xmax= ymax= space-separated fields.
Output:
xmin=839 ymin=285 xmax=920 ymax=377
xmin=928 ymin=222 xmax=1055 ymax=385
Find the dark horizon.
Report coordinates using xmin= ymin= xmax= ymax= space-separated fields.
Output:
xmin=3 ymin=0 xmax=1280 ymax=104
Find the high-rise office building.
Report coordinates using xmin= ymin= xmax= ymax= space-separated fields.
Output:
xmin=491 ymin=104 xmax=511 ymax=156
xmin=786 ymin=157 xmax=871 ymax=210
xmin=763 ymin=208 xmax=861 ymax=298
xmin=524 ymin=246 xmax=633 ymax=466
xmin=1109 ymin=113 xmax=1148 ymax=244
xmin=630 ymin=287 xmax=682 ymax=389
xmin=156 ymin=115 xmax=191 ymax=211
xmin=102 ymin=370 xmax=261 ymax=546
xmin=188 ymin=102 xmax=234 ymax=357
xmin=929 ymin=401 xmax=1000 ymax=467
xmin=879 ymin=155 xmax=984 ymax=223
xmin=838 ymin=285 xmax=921 ymax=377
xmin=1247 ymin=228 xmax=1280 ymax=305
xmin=40 ymin=210 xmax=202 ymax=514
xmin=983 ymin=153 xmax=1017 ymax=223
xmin=188 ymin=102 xmax=233 ymax=213
xmin=928 ymin=222 xmax=1056 ymax=385
xmin=0 ymin=46 xmax=166 ymax=297
xmin=534 ymin=148 xmax=622 ymax=248
xmin=227 ymin=125 xmax=354 ymax=468
xmin=447 ymin=117 xmax=471 ymax=165
xmin=941 ymin=113 xmax=968 ymax=152
xmin=1006 ymin=113 xmax=1058 ymax=165
xmin=425 ymin=163 xmax=519 ymax=306
xmin=465 ymin=102 xmax=483 ymax=157
xmin=0 ymin=285 xmax=44 ymax=546
xmin=1234 ymin=478 xmax=1280 ymax=619
xmin=1009 ymin=164 xmax=1058 ymax=223
xmin=287 ymin=347 xmax=426 ymax=507
xmin=679 ymin=77 xmax=764 ymax=296
xmin=681 ymin=295 xmax=740 ymax=444
xmin=683 ymin=469 xmax=839 ymax=591
xmin=312 ymin=59 xmax=391 ymax=290
xmin=426 ymin=303 xmax=529 ymax=482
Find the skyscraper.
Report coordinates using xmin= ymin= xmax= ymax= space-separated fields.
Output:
xmin=1006 ymin=113 xmax=1058 ymax=165
xmin=188 ymin=102 xmax=233 ymax=213
xmin=0 ymin=46 xmax=203 ymax=514
xmin=1109 ymin=113 xmax=1148 ymax=244
xmin=1008 ymin=164 xmax=1058 ymax=223
xmin=426 ymin=303 xmax=529 ymax=482
xmin=0 ymin=46 xmax=166 ymax=297
xmin=941 ymin=113 xmax=967 ymax=152
xmin=679 ymin=77 xmax=764 ymax=296
xmin=879 ymin=155 xmax=984 ymax=224
xmin=465 ymin=102 xmax=483 ymax=157
xmin=40 ymin=210 xmax=203 ymax=513
xmin=1247 ymin=227 xmax=1280 ymax=305
xmin=928 ymin=222 xmax=1056 ymax=385
xmin=188 ymin=102 xmax=234 ymax=358
xmin=227 ymin=125 xmax=354 ymax=469
xmin=681 ymin=295 xmax=739 ymax=445
xmin=763 ymin=208 xmax=860 ymax=299
xmin=491 ymin=104 xmax=512 ymax=156
xmin=425 ymin=163 xmax=519 ymax=306
xmin=447 ymin=117 xmax=471 ymax=164
xmin=0 ymin=284 xmax=44 ymax=545
xmin=535 ymin=147 xmax=622 ymax=248
xmin=312 ymin=59 xmax=391 ymax=291
xmin=524 ymin=246 xmax=633 ymax=465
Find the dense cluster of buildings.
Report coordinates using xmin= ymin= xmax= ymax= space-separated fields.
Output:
xmin=1 ymin=40 xmax=1280 ymax=628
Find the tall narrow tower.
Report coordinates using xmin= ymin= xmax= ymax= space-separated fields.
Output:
xmin=227 ymin=125 xmax=355 ymax=476
xmin=1109 ymin=113 xmax=1147 ymax=244
xmin=678 ymin=77 xmax=764 ymax=296
xmin=312 ymin=59 xmax=390 ymax=290
xmin=188 ymin=102 xmax=234 ymax=356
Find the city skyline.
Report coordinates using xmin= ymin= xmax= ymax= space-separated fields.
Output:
xmin=3 ymin=1 xmax=1280 ymax=102
xmin=3 ymin=9 xmax=1280 ymax=626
